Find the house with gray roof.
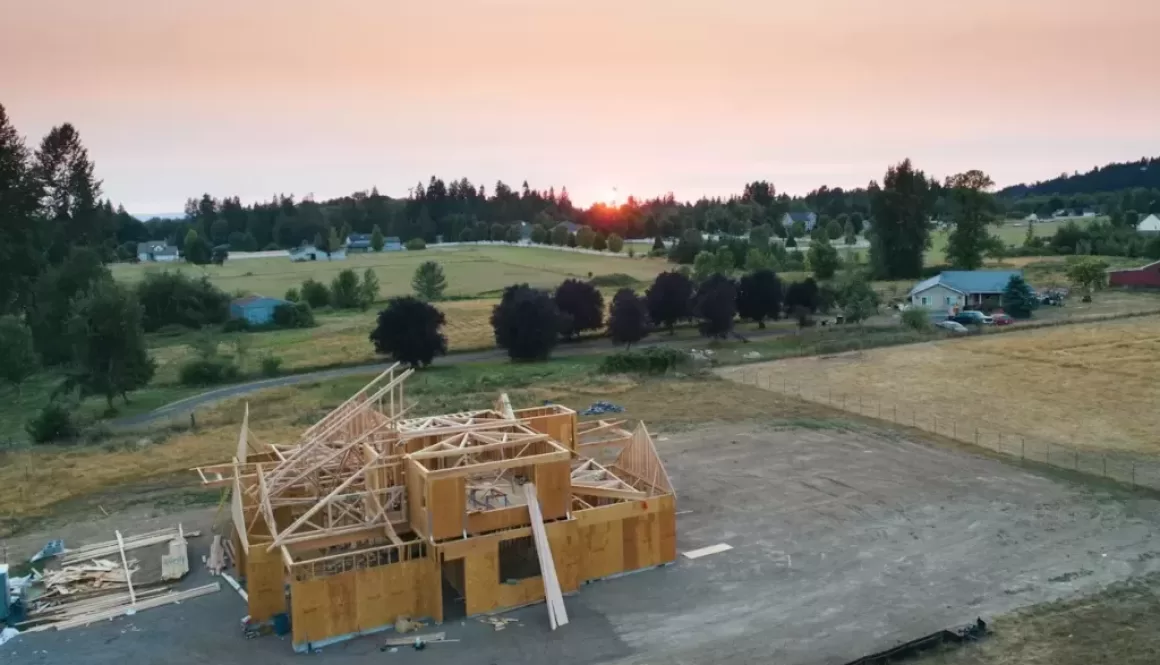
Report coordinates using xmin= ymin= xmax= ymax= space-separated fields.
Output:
xmin=137 ymin=242 xmax=179 ymax=262
xmin=781 ymin=212 xmax=818 ymax=233
xmin=908 ymin=270 xmax=1023 ymax=314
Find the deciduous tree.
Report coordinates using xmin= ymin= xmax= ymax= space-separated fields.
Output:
xmin=807 ymin=236 xmax=840 ymax=280
xmin=608 ymin=288 xmax=649 ymax=349
xmin=554 ymin=279 xmax=604 ymax=339
xmin=369 ymin=297 xmax=448 ymax=369
xmin=490 ymin=284 xmax=563 ymax=361
xmin=645 ymin=271 xmax=693 ymax=334
xmin=607 ymin=233 xmax=624 ymax=253
xmin=1065 ymin=257 xmax=1109 ymax=302
xmin=370 ymin=225 xmax=385 ymax=251
xmin=944 ymin=170 xmax=1000 ymax=270
xmin=693 ymin=274 xmax=737 ymax=339
xmin=868 ymin=159 xmax=933 ymax=279
xmin=735 ymin=269 xmax=783 ymax=328
xmin=66 ymin=281 xmax=155 ymax=408
xmin=183 ymin=229 xmax=212 ymax=265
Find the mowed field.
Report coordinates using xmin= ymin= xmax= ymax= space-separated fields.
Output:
xmin=722 ymin=315 xmax=1160 ymax=456
xmin=112 ymin=245 xmax=669 ymax=299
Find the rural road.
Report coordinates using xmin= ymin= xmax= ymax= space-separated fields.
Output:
xmin=114 ymin=326 xmax=802 ymax=428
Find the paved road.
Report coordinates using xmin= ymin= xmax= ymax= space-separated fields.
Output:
xmin=114 ymin=326 xmax=801 ymax=428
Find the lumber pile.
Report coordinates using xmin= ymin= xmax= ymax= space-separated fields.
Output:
xmin=18 ymin=525 xmax=203 ymax=632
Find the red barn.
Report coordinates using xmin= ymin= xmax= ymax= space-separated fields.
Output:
xmin=1109 ymin=260 xmax=1160 ymax=288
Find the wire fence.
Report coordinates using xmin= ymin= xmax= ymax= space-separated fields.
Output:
xmin=731 ymin=368 xmax=1160 ymax=491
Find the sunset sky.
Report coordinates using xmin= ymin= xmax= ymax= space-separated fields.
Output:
xmin=3 ymin=0 xmax=1159 ymax=213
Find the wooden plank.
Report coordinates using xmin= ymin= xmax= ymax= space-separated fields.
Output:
xmin=682 ymin=543 xmax=733 ymax=559
xmin=571 ymin=485 xmax=648 ymax=501
xmin=48 ymin=583 xmax=221 ymax=631
xmin=114 ymin=531 xmax=136 ymax=608
xmin=246 ymin=541 xmax=286 ymax=622
xmin=523 ymin=483 xmax=568 ymax=628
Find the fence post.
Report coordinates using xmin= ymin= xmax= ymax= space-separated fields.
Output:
xmin=933 ymin=416 xmax=938 ymax=435
xmin=1103 ymin=456 xmax=1107 ymax=478
xmin=1021 ymin=437 xmax=1025 ymax=460
xmin=1074 ymin=449 xmax=1079 ymax=471
xmin=893 ymin=405 xmax=897 ymax=422
xmin=953 ymin=421 xmax=957 ymax=439
xmin=1132 ymin=464 xmax=1136 ymax=487
xmin=998 ymin=432 xmax=1003 ymax=451
xmin=878 ymin=402 xmax=881 ymax=419
xmin=975 ymin=428 xmax=979 ymax=446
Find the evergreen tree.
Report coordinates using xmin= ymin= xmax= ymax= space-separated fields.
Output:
xmin=807 ymin=236 xmax=840 ymax=280
xmin=412 ymin=261 xmax=448 ymax=301
xmin=576 ymin=225 xmax=595 ymax=249
xmin=0 ymin=315 xmax=38 ymax=395
xmin=28 ymin=248 xmax=112 ymax=365
xmin=607 ymin=233 xmax=624 ymax=253
xmin=1002 ymin=275 xmax=1037 ymax=318
xmin=183 ymin=229 xmax=212 ymax=264
xmin=371 ymin=225 xmax=385 ymax=251
xmin=0 ymin=104 xmax=44 ymax=314
xmin=33 ymin=123 xmax=106 ymax=262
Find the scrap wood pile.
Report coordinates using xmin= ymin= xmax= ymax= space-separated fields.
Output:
xmin=14 ymin=525 xmax=219 ymax=633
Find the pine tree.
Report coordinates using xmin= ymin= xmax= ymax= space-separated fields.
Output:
xmin=371 ymin=225 xmax=385 ymax=251
xmin=412 ymin=261 xmax=448 ymax=301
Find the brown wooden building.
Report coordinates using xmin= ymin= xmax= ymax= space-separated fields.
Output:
xmin=196 ymin=365 xmax=676 ymax=651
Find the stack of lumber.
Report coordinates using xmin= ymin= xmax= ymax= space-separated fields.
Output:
xmin=17 ymin=525 xmax=206 ymax=632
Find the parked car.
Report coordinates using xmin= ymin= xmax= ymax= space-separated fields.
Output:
xmin=992 ymin=313 xmax=1014 ymax=326
xmin=936 ymin=320 xmax=969 ymax=333
xmin=949 ymin=310 xmax=993 ymax=326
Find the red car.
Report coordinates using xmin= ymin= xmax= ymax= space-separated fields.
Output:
xmin=992 ymin=313 xmax=1015 ymax=326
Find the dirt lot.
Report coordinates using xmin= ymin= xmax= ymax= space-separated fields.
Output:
xmin=719 ymin=316 xmax=1160 ymax=457
xmin=9 ymin=421 xmax=1160 ymax=665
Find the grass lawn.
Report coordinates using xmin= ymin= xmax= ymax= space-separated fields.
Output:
xmin=112 ymin=245 xmax=670 ymax=299
xmin=926 ymin=219 xmax=1074 ymax=265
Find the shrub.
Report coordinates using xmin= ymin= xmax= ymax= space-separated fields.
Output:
xmin=901 ymin=307 xmax=930 ymax=331
xmin=26 ymin=403 xmax=79 ymax=444
xmin=300 ymin=279 xmax=330 ymax=308
xmin=599 ymin=348 xmax=686 ymax=374
xmin=554 ymin=279 xmax=604 ymax=339
xmin=260 ymin=355 xmax=284 ymax=377
xmin=405 ymin=237 xmax=427 ymax=250
xmin=272 ymin=302 xmax=315 ymax=328
xmin=178 ymin=358 xmax=240 ymax=386
xmin=330 ymin=269 xmax=369 ymax=309
xmin=136 ymin=271 xmax=230 ymax=332
xmin=222 ymin=318 xmax=250 ymax=333
xmin=588 ymin=273 xmax=638 ymax=288
xmin=285 ymin=287 xmax=300 ymax=302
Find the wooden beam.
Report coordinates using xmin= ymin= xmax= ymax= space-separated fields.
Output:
xmin=570 ymin=485 xmax=647 ymax=501
xmin=424 ymin=450 xmax=572 ymax=479
xmin=114 ymin=531 xmax=137 ymax=608
xmin=409 ymin=434 xmax=550 ymax=460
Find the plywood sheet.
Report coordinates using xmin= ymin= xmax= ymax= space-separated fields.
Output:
xmin=467 ymin=505 xmax=530 ymax=535
xmin=406 ymin=461 xmax=426 ymax=538
xmin=291 ymin=557 xmax=440 ymax=648
xmin=429 ymin=476 xmax=466 ymax=540
xmin=533 ymin=461 xmax=571 ymax=521
xmin=246 ymin=543 xmax=286 ymax=622
xmin=578 ymin=520 xmax=624 ymax=582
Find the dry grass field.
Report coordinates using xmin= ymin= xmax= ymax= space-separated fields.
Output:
xmin=0 ymin=370 xmax=826 ymax=529
xmin=722 ymin=315 xmax=1160 ymax=456
xmin=113 ymin=244 xmax=668 ymax=299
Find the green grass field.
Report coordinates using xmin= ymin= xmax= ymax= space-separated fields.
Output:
xmin=926 ymin=219 xmax=1077 ymax=264
xmin=112 ymin=245 xmax=670 ymax=299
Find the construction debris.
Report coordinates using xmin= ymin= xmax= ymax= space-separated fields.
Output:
xmin=394 ymin=616 xmax=424 ymax=633
xmin=581 ymin=401 xmax=625 ymax=416
xmin=480 ymin=616 xmax=520 ymax=631
xmin=14 ymin=525 xmax=197 ymax=632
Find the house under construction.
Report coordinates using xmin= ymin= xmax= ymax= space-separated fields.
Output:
xmin=195 ymin=364 xmax=676 ymax=651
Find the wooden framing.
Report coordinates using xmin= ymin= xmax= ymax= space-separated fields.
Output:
xmin=196 ymin=370 xmax=677 ymax=652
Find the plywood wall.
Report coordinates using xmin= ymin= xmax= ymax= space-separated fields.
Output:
xmin=428 ymin=476 xmax=466 ymax=540
xmin=532 ymin=461 xmax=571 ymax=521
xmin=516 ymin=408 xmax=577 ymax=451
xmin=291 ymin=556 xmax=441 ymax=649
xmin=246 ymin=541 xmax=287 ymax=622
xmin=405 ymin=462 xmax=426 ymax=538
xmin=574 ymin=495 xmax=677 ymax=583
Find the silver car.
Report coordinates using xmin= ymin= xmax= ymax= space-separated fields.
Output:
xmin=936 ymin=320 xmax=969 ymax=333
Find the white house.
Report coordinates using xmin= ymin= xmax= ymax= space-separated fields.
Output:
xmin=137 ymin=242 xmax=179 ymax=262
xmin=1137 ymin=214 xmax=1160 ymax=232
xmin=909 ymin=270 xmax=1023 ymax=314
xmin=289 ymin=244 xmax=347 ymax=261
xmin=781 ymin=212 xmax=818 ymax=233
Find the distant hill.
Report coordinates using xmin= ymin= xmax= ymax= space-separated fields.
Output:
xmin=1000 ymin=157 xmax=1160 ymax=198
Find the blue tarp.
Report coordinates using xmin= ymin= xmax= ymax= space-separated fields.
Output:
xmin=582 ymin=401 xmax=625 ymax=416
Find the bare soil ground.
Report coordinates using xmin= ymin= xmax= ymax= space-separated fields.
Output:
xmin=8 ymin=420 xmax=1160 ymax=665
